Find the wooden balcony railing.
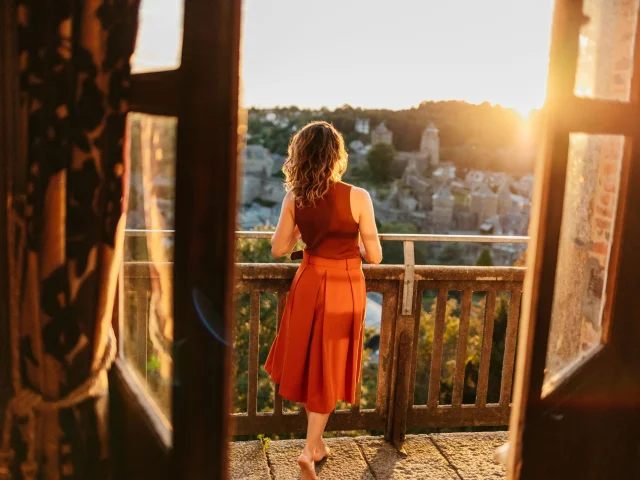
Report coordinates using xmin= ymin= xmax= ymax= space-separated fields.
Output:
xmin=233 ymin=262 xmax=524 ymax=448
xmin=122 ymin=230 xmax=527 ymax=449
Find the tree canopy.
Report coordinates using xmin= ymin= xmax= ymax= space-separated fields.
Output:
xmin=366 ymin=143 xmax=396 ymax=183
xmin=476 ymin=247 xmax=494 ymax=267
xmin=246 ymin=102 xmax=539 ymax=175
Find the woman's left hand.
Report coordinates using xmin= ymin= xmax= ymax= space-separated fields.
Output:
xmin=359 ymin=242 xmax=367 ymax=260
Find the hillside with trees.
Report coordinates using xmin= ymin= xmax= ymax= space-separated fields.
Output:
xmin=247 ymin=102 xmax=541 ymax=175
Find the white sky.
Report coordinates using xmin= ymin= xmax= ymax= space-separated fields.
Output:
xmin=132 ymin=0 xmax=556 ymax=115
xmin=241 ymin=0 xmax=555 ymax=114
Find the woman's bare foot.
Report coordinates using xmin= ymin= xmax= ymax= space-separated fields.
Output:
xmin=313 ymin=440 xmax=331 ymax=462
xmin=298 ymin=452 xmax=317 ymax=480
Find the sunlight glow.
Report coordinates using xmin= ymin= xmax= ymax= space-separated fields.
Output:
xmin=242 ymin=0 xmax=555 ymax=115
xmin=132 ymin=0 xmax=183 ymax=73
xmin=132 ymin=0 xmax=556 ymax=115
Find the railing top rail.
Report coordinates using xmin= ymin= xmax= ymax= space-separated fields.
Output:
xmin=125 ymin=228 xmax=530 ymax=244
xmin=123 ymin=262 xmax=526 ymax=282
xmin=125 ymin=228 xmax=175 ymax=237
xmin=232 ymin=262 xmax=526 ymax=282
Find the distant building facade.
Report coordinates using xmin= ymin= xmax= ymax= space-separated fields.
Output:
xmin=371 ymin=122 xmax=393 ymax=146
xmin=470 ymin=184 xmax=498 ymax=226
xmin=355 ymin=117 xmax=370 ymax=134
xmin=431 ymin=185 xmax=454 ymax=231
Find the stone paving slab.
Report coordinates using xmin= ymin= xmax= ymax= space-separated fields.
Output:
xmin=355 ymin=435 xmax=459 ymax=479
xmin=430 ymin=431 xmax=508 ymax=479
xmin=228 ymin=440 xmax=272 ymax=480
xmin=267 ymin=437 xmax=374 ymax=479
xmin=229 ymin=432 xmax=509 ymax=479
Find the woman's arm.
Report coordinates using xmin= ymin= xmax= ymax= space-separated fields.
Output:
xmin=355 ymin=189 xmax=383 ymax=264
xmin=271 ymin=191 xmax=301 ymax=258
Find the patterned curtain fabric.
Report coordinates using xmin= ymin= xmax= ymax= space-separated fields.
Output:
xmin=0 ymin=1 xmax=139 ymax=479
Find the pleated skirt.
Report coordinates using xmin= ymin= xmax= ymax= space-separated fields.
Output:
xmin=265 ymin=251 xmax=366 ymax=414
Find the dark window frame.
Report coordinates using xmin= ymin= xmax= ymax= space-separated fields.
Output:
xmin=111 ymin=0 xmax=242 ymax=478
xmin=509 ymin=1 xmax=640 ymax=478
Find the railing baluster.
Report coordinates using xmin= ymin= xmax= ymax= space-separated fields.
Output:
xmin=452 ymin=289 xmax=473 ymax=407
xmin=391 ymin=331 xmax=411 ymax=451
xmin=377 ymin=289 xmax=397 ymax=422
xmin=476 ymin=290 xmax=497 ymax=407
xmin=406 ymin=286 xmax=423 ymax=412
xmin=352 ymin=376 xmax=362 ymax=413
xmin=500 ymin=289 xmax=522 ymax=407
xmin=274 ymin=291 xmax=286 ymax=417
xmin=427 ymin=289 xmax=449 ymax=409
xmin=248 ymin=291 xmax=260 ymax=416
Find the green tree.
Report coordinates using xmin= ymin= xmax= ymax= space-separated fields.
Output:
xmin=476 ymin=247 xmax=494 ymax=266
xmin=366 ymin=143 xmax=396 ymax=183
xmin=346 ymin=163 xmax=371 ymax=182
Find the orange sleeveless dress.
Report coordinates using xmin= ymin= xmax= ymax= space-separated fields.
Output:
xmin=265 ymin=182 xmax=366 ymax=414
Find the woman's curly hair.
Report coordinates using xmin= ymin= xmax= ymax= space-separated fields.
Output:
xmin=283 ymin=121 xmax=348 ymax=208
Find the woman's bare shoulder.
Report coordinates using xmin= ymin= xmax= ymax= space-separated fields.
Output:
xmin=283 ymin=189 xmax=295 ymax=203
xmin=282 ymin=190 xmax=296 ymax=211
xmin=350 ymin=186 xmax=372 ymax=202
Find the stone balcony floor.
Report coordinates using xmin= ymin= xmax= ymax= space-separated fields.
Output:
xmin=230 ymin=431 xmax=507 ymax=479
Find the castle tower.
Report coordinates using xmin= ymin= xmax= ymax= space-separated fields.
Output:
xmin=371 ymin=122 xmax=393 ymax=146
xmin=420 ymin=122 xmax=440 ymax=166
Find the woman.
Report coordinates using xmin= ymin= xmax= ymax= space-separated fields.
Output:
xmin=265 ymin=121 xmax=383 ymax=479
